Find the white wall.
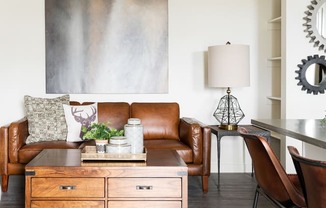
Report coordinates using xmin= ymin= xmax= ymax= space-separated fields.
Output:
xmin=285 ymin=0 xmax=326 ymax=120
xmin=0 ymin=0 xmax=267 ymax=173
xmin=284 ymin=0 xmax=326 ymax=170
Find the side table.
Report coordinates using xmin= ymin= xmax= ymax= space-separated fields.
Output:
xmin=210 ymin=125 xmax=270 ymax=189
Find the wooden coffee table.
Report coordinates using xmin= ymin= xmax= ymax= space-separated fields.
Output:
xmin=25 ymin=149 xmax=188 ymax=208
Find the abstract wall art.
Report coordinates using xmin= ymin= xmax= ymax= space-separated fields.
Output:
xmin=45 ymin=0 xmax=168 ymax=94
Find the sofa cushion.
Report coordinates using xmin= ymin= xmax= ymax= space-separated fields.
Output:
xmin=63 ymin=103 xmax=98 ymax=142
xmin=18 ymin=141 xmax=82 ymax=164
xmin=144 ymin=139 xmax=193 ymax=163
xmin=73 ymin=102 xmax=130 ymax=130
xmin=24 ymin=95 xmax=70 ymax=144
xmin=131 ymin=103 xmax=180 ymax=140
xmin=97 ymin=102 xmax=130 ymax=130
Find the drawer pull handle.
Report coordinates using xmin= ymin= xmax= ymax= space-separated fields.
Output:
xmin=136 ymin=185 xmax=153 ymax=190
xmin=59 ymin=185 xmax=76 ymax=190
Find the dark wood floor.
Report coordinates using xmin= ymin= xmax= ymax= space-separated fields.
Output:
xmin=0 ymin=173 xmax=275 ymax=208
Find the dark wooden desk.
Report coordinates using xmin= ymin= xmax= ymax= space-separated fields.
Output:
xmin=210 ymin=125 xmax=270 ymax=188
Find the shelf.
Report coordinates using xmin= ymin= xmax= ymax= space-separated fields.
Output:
xmin=268 ymin=57 xmax=281 ymax=61
xmin=270 ymin=132 xmax=283 ymax=141
xmin=269 ymin=16 xmax=281 ymax=23
xmin=266 ymin=0 xmax=282 ymax=120
xmin=267 ymin=96 xmax=281 ymax=101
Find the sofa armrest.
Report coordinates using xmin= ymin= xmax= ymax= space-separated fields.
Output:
xmin=8 ymin=117 xmax=29 ymax=163
xmin=179 ymin=117 xmax=211 ymax=174
xmin=0 ymin=125 xmax=9 ymax=174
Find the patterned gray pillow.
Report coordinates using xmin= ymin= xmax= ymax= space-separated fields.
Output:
xmin=24 ymin=95 xmax=70 ymax=144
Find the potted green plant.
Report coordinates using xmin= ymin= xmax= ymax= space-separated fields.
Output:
xmin=81 ymin=122 xmax=124 ymax=153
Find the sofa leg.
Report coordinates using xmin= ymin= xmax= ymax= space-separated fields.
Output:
xmin=1 ymin=175 xmax=8 ymax=192
xmin=202 ymin=175 xmax=208 ymax=193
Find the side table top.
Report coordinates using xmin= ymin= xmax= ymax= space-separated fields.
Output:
xmin=210 ymin=125 xmax=271 ymax=138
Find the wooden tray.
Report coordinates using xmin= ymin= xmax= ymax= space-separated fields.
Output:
xmin=81 ymin=146 xmax=147 ymax=161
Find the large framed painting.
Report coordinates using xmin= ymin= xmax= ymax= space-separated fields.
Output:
xmin=45 ymin=0 xmax=168 ymax=94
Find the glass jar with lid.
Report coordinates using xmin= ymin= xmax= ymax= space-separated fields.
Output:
xmin=124 ymin=118 xmax=144 ymax=153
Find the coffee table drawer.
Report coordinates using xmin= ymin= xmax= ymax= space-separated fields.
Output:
xmin=31 ymin=201 xmax=104 ymax=208
xmin=108 ymin=178 xmax=181 ymax=198
xmin=109 ymin=201 xmax=181 ymax=208
xmin=31 ymin=178 xmax=104 ymax=198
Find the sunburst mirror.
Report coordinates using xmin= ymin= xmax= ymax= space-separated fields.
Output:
xmin=304 ymin=0 xmax=326 ymax=52
xmin=296 ymin=55 xmax=326 ymax=94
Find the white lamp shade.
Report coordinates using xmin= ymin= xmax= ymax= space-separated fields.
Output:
xmin=208 ymin=44 xmax=250 ymax=88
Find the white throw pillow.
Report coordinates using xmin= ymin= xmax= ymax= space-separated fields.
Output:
xmin=63 ymin=103 xmax=98 ymax=142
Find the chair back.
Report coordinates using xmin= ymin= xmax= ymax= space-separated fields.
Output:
xmin=288 ymin=146 xmax=326 ymax=208
xmin=239 ymin=128 xmax=305 ymax=207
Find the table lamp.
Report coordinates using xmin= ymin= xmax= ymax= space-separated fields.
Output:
xmin=208 ymin=42 xmax=250 ymax=130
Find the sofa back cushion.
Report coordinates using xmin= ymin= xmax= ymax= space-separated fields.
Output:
xmin=70 ymin=102 xmax=130 ymax=130
xmin=131 ymin=103 xmax=180 ymax=140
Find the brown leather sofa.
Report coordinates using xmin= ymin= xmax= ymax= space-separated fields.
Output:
xmin=0 ymin=102 xmax=211 ymax=193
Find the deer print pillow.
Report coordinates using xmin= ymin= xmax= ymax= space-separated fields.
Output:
xmin=24 ymin=95 xmax=70 ymax=144
xmin=63 ymin=103 xmax=98 ymax=142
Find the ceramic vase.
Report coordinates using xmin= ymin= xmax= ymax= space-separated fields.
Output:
xmin=124 ymin=118 xmax=144 ymax=153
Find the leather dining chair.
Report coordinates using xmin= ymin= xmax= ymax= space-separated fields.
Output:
xmin=238 ymin=128 xmax=306 ymax=208
xmin=288 ymin=146 xmax=326 ymax=208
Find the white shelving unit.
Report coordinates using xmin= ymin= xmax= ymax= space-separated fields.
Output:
xmin=265 ymin=0 xmax=304 ymax=174
xmin=267 ymin=0 xmax=282 ymax=119
xmin=264 ymin=0 xmax=284 ymax=163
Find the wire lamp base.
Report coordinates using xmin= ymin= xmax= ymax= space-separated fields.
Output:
xmin=213 ymin=88 xmax=245 ymax=130
xmin=219 ymin=124 xmax=238 ymax=130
